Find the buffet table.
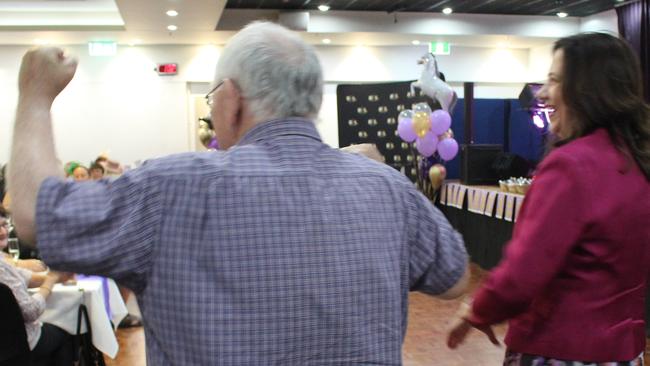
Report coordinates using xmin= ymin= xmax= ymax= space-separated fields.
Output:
xmin=437 ymin=181 xmax=525 ymax=269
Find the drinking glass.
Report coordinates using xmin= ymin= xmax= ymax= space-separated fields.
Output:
xmin=6 ymin=217 xmax=13 ymax=234
xmin=7 ymin=238 xmax=19 ymax=261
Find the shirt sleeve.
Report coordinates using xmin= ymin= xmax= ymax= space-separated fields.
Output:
xmin=35 ymin=164 xmax=163 ymax=293
xmin=0 ymin=262 xmax=45 ymax=322
xmin=406 ymin=186 xmax=468 ymax=295
xmin=470 ymin=151 xmax=590 ymax=326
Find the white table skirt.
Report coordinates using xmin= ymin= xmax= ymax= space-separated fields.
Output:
xmin=38 ymin=277 xmax=128 ymax=359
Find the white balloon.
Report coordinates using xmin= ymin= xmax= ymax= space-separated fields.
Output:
xmin=413 ymin=102 xmax=432 ymax=115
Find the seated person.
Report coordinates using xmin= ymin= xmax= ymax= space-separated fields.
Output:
xmin=0 ymin=206 xmax=74 ymax=366
xmin=93 ymin=155 xmax=123 ymax=176
xmin=71 ymin=166 xmax=89 ymax=182
xmin=88 ymin=163 xmax=104 ymax=181
xmin=63 ymin=162 xmax=89 ymax=182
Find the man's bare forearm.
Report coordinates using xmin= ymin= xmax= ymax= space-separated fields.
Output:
xmin=9 ymin=98 xmax=63 ymax=245
xmin=9 ymin=47 xmax=76 ymax=246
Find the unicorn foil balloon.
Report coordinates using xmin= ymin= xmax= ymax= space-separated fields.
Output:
xmin=410 ymin=53 xmax=458 ymax=113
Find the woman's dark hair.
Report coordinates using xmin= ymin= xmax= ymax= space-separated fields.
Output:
xmin=0 ymin=205 xmax=7 ymax=219
xmin=552 ymin=32 xmax=650 ymax=180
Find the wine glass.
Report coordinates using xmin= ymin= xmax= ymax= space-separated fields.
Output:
xmin=7 ymin=238 xmax=19 ymax=262
xmin=5 ymin=216 xmax=14 ymax=236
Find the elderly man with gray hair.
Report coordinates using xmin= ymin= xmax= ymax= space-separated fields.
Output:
xmin=9 ymin=21 xmax=468 ymax=365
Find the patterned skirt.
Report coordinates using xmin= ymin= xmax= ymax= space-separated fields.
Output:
xmin=504 ymin=350 xmax=645 ymax=366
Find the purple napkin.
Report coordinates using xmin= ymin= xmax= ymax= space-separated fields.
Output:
xmin=76 ymin=275 xmax=112 ymax=319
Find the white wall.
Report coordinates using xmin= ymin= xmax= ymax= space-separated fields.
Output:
xmin=580 ymin=9 xmax=618 ymax=34
xmin=528 ymin=44 xmax=554 ymax=83
xmin=525 ymin=9 xmax=618 ymax=85
xmin=318 ymin=45 xmax=531 ymax=83
xmin=0 ymin=44 xmax=222 ymax=165
xmin=0 ymin=42 xmax=545 ymax=163
xmin=309 ymin=11 xmax=581 ymax=38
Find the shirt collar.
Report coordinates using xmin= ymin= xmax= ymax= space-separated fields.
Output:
xmin=237 ymin=118 xmax=322 ymax=146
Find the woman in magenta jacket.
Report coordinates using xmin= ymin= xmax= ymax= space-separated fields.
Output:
xmin=448 ymin=32 xmax=650 ymax=365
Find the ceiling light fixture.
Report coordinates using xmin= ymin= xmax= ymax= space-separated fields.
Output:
xmin=167 ymin=25 xmax=178 ymax=31
xmin=166 ymin=10 xmax=179 ymax=17
xmin=557 ymin=12 xmax=568 ymax=18
xmin=322 ymin=38 xmax=331 ymax=44
xmin=412 ymin=40 xmax=421 ymax=45
xmin=318 ymin=4 xmax=330 ymax=12
xmin=442 ymin=7 xmax=453 ymax=15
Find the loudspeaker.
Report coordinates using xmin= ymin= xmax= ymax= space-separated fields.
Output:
xmin=460 ymin=144 xmax=503 ymax=185
xmin=492 ymin=153 xmax=532 ymax=180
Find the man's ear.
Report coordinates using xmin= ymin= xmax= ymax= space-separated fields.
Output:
xmin=220 ymin=79 xmax=242 ymax=129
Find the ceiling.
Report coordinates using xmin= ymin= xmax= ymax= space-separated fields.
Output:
xmin=225 ymin=0 xmax=623 ymax=17
xmin=0 ymin=0 xmax=626 ymax=47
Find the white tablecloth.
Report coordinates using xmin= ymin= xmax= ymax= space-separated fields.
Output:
xmin=38 ymin=277 xmax=128 ymax=359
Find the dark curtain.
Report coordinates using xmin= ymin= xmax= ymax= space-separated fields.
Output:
xmin=617 ymin=0 xmax=650 ymax=102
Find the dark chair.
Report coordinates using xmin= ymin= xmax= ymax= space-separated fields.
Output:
xmin=0 ymin=282 xmax=30 ymax=365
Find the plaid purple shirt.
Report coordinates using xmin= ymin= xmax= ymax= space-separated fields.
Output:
xmin=36 ymin=118 xmax=467 ymax=365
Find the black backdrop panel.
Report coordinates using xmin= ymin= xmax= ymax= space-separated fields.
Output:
xmin=336 ymin=81 xmax=435 ymax=182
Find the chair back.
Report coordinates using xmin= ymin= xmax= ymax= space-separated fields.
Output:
xmin=0 ymin=282 xmax=30 ymax=364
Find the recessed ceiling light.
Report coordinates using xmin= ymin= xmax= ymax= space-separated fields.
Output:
xmin=318 ymin=4 xmax=330 ymax=11
xmin=322 ymin=38 xmax=331 ymax=44
xmin=166 ymin=10 xmax=179 ymax=17
xmin=557 ymin=12 xmax=568 ymax=18
xmin=412 ymin=40 xmax=421 ymax=45
xmin=167 ymin=25 xmax=178 ymax=31
xmin=442 ymin=7 xmax=453 ymax=15
xmin=33 ymin=39 xmax=50 ymax=45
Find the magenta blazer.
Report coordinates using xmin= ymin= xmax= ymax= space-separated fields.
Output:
xmin=471 ymin=128 xmax=650 ymax=362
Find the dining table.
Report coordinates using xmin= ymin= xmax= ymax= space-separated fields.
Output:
xmin=37 ymin=276 xmax=128 ymax=359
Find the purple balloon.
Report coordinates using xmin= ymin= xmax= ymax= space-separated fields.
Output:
xmin=397 ymin=118 xmax=417 ymax=142
xmin=430 ymin=110 xmax=452 ymax=135
xmin=438 ymin=138 xmax=459 ymax=161
xmin=416 ymin=131 xmax=438 ymax=157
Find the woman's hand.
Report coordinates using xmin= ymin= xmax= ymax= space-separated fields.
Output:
xmin=37 ymin=270 xmax=63 ymax=298
xmin=45 ymin=270 xmax=62 ymax=283
xmin=49 ymin=270 xmax=74 ymax=283
xmin=58 ymin=272 xmax=75 ymax=284
xmin=447 ymin=301 xmax=500 ymax=349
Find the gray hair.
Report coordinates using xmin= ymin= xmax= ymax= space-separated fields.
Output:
xmin=215 ymin=21 xmax=323 ymax=121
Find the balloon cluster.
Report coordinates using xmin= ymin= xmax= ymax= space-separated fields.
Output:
xmin=417 ymin=155 xmax=447 ymax=191
xmin=397 ymin=102 xmax=459 ymax=161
